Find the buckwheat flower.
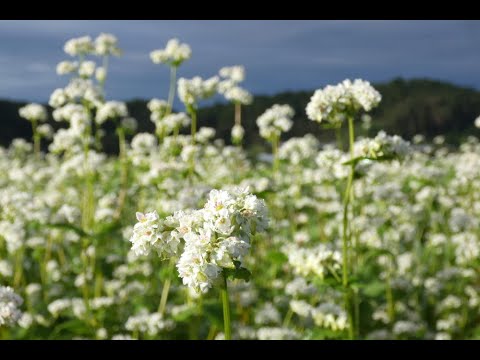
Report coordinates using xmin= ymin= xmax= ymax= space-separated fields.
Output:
xmin=95 ymin=101 xmax=128 ymax=125
xmin=49 ymin=88 xmax=68 ymax=108
xmin=19 ymin=103 xmax=47 ymax=122
xmin=47 ymin=298 xmax=71 ymax=318
xmin=37 ymin=124 xmax=53 ymax=139
xmin=256 ymin=104 xmax=294 ymax=140
xmin=290 ymin=300 xmax=314 ymax=318
xmin=254 ymin=302 xmax=281 ymax=325
xmin=79 ymin=60 xmax=96 ymax=78
xmin=306 ymin=79 xmax=381 ymax=124
xmin=125 ymin=310 xmax=175 ymax=336
xmin=148 ymin=98 xmax=169 ymax=114
xmin=312 ymin=303 xmax=348 ymax=331
xmin=257 ymin=327 xmax=300 ymax=340
xmin=162 ymin=113 xmax=191 ymax=132
xmin=130 ymin=133 xmax=157 ymax=153
xmin=130 ymin=211 xmax=181 ymax=258
xmin=0 ymin=260 xmax=13 ymax=278
xmin=219 ymin=65 xmax=245 ymax=83
xmin=0 ymin=286 xmax=23 ymax=327
xmin=121 ymin=117 xmax=138 ymax=132
xmin=56 ymin=60 xmax=78 ymax=75
xmin=95 ymin=33 xmax=121 ymax=56
xmin=64 ymin=36 xmax=94 ymax=56
xmin=231 ymin=124 xmax=245 ymax=142
xmin=354 ymin=131 xmax=410 ymax=161
xmin=196 ymin=127 xmax=216 ymax=143
xmin=150 ymin=38 xmax=191 ymax=67
xmin=177 ymin=76 xmax=219 ymax=106
xmin=475 ymin=115 xmax=480 ymax=129
xmin=224 ymin=86 xmax=252 ymax=105
xmin=95 ymin=67 xmax=106 ymax=83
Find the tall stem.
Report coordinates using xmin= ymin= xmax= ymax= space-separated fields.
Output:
xmin=272 ymin=134 xmax=279 ymax=174
xmin=114 ymin=127 xmax=128 ymax=220
xmin=335 ymin=126 xmax=343 ymax=151
xmin=167 ymin=66 xmax=177 ymax=115
xmin=221 ymin=273 xmax=232 ymax=340
xmin=342 ymin=115 xmax=355 ymax=339
xmin=31 ymin=119 xmax=40 ymax=157
xmin=190 ymin=106 xmax=197 ymax=145
xmin=234 ymin=102 xmax=241 ymax=126
xmin=158 ymin=258 xmax=175 ymax=316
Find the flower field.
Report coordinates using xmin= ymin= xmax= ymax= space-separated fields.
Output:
xmin=1 ymin=34 xmax=480 ymax=340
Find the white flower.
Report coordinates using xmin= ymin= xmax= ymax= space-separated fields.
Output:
xmin=0 ymin=286 xmax=23 ymax=327
xmin=95 ymin=33 xmax=121 ymax=56
xmin=306 ymin=79 xmax=381 ymax=124
xmin=354 ymin=131 xmax=410 ymax=160
xmin=19 ymin=103 xmax=47 ymax=122
xmin=231 ymin=124 xmax=245 ymax=142
xmin=49 ymin=88 xmax=68 ymax=108
xmin=223 ymin=86 xmax=252 ymax=105
xmin=475 ymin=115 xmax=480 ymax=129
xmin=79 ymin=60 xmax=96 ymax=78
xmin=177 ymin=76 xmax=219 ymax=106
xmin=56 ymin=60 xmax=78 ymax=75
xmin=96 ymin=101 xmax=128 ymax=124
xmin=256 ymin=104 xmax=294 ymax=140
xmin=150 ymin=38 xmax=191 ymax=66
xmin=219 ymin=65 xmax=245 ymax=83
xmin=95 ymin=67 xmax=106 ymax=83
xmin=64 ymin=36 xmax=94 ymax=56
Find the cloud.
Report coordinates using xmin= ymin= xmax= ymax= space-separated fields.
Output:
xmin=0 ymin=20 xmax=479 ymax=102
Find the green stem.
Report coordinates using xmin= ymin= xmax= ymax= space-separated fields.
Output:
xmin=221 ymin=273 xmax=232 ymax=340
xmin=341 ymin=115 xmax=356 ymax=339
xmin=31 ymin=119 xmax=40 ymax=157
xmin=167 ymin=66 xmax=177 ymax=115
xmin=158 ymin=258 xmax=175 ymax=316
xmin=283 ymin=308 xmax=294 ymax=327
xmin=272 ymin=134 xmax=279 ymax=174
xmin=335 ymin=126 xmax=343 ymax=151
xmin=189 ymin=105 xmax=197 ymax=145
xmin=114 ymin=127 xmax=128 ymax=220
xmin=386 ymin=270 xmax=395 ymax=323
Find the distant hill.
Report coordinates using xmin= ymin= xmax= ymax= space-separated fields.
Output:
xmin=2 ymin=77 xmax=480 ymax=153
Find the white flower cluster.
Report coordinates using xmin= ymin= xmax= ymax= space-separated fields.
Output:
xmin=285 ymin=243 xmax=342 ymax=279
xmin=354 ymin=131 xmax=410 ymax=160
xmin=130 ymin=188 xmax=268 ymax=293
xmin=219 ymin=66 xmax=245 ymax=83
xmin=78 ymin=61 xmax=96 ymax=78
xmin=231 ymin=124 xmax=245 ymax=143
xmin=306 ymin=79 xmax=381 ymax=124
xmin=218 ymin=66 xmax=252 ymax=105
xmin=278 ymin=134 xmax=319 ymax=165
xmin=161 ymin=113 xmax=191 ymax=134
xmin=474 ymin=115 xmax=480 ymax=129
xmin=0 ymin=286 xmax=23 ymax=327
xmin=56 ymin=61 xmax=78 ymax=75
xmin=64 ymin=36 xmax=95 ymax=57
xmin=95 ymin=33 xmax=121 ymax=56
xmin=150 ymin=38 xmax=191 ymax=67
xmin=129 ymin=210 xmax=181 ymax=258
xmin=256 ymin=104 xmax=294 ymax=140
xmin=95 ymin=101 xmax=128 ymax=125
xmin=19 ymin=103 xmax=47 ymax=122
xmin=125 ymin=310 xmax=174 ymax=336
xmin=312 ymin=303 xmax=348 ymax=331
xmin=177 ymin=76 xmax=219 ymax=106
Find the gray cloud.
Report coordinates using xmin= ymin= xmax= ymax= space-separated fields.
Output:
xmin=0 ymin=20 xmax=479 ymax=103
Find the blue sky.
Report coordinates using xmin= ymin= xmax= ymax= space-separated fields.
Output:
xmin=1 ymin=20 xmax=480 ymax=105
